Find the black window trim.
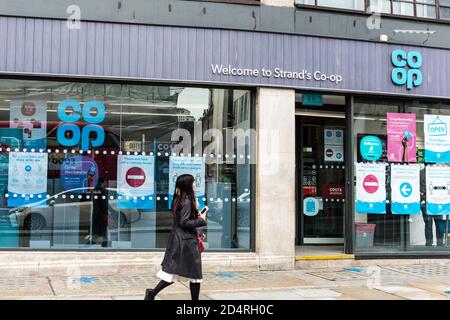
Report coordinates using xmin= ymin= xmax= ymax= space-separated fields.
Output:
xmin=190 ymin=0 xmax=261 ymax=5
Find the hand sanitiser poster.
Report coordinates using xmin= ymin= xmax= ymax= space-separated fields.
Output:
xmin=168 ymin=156 xmax=205 ymax=208
xmin=7 ymin=152 xmax=48 ymax=207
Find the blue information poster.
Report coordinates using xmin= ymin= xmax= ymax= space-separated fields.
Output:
xmin=117 ymin=155 xmax=155 ymax=209
xmin=424 ymin=115 xmax=450 ymax=163
xmin=356 ymin=163 xmax=386 ymax=214
xmin=168 ymin=156 xmax=205 ymax=209
xmin=7 ymin=152 xmax=47 ymax=207
xmin=426 ymin=165 xmax=450 ymax=215
xmin=391 ymin=164 xmax=421 ymax=215
xmin=60 ymin=156 xmax=99 ymax=193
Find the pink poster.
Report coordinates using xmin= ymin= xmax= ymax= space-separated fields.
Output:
xmin=387 ymin=113 xmax=416 ymax=162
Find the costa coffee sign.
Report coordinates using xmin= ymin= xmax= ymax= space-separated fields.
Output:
xmin=322 ymin=184 xmax=345 ymax=199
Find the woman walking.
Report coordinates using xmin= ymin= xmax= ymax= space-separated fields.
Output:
xmin=145 ymin=174 xmax=207 ymax=300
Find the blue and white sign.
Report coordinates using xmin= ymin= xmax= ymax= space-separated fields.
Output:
xmin=117 ymin=155 xmax=155 ymax=209
xmin=10 ymin=100 xmax=47 ymax=150
xmin=426 ymin=165 xmax=450 ymax=215
xmin=360 ymin=136 xmax=383 ymax=161
xmin=424 ymin=115 xmax=450 ymax=163
xmin=303 ymin=197 xmax=321 ymax=216
xmin=168 ymin=156 xmax=205 ymax=208
xmin=390 ymin=164 xmax=420 ymax=215
xmin=324 ymin=128 xmax=344 ymax=162
xmin=356 ymin=163 xmax=386 ymax=214
xmin=7 ymin=152 xmax=47 ymax=207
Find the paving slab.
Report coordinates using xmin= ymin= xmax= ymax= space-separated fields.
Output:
xmin=407 ymin=281 xmax=450 ymax=298
xmin=200 ymin=271 xmax=307 ymax=292
xmin=112 ymin=295 xmax=146 ymax=300
xmin=17 ymin=296 xmax=113 ymax=300
xmin=374 ymin=285 xmax=448 ymax=300
xmin=246 ymin=290 xmax=306 ymax=300
xmin=0 ymin=277 xmax=54 ymax=299
xmin=157 ymin=293 xmax=212 ymax=300
xmin=207 ymin=292 xmax=257 ymax=300
xmin=49 ymin=274 xmax=187 ymax=297
xmin=334 ymin=286 xmax=405 ymax=300
xmin=292 ymin=288 xmax=342 ymax=299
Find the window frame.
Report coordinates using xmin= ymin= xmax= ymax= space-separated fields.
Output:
xmin=294 ymin=0 xmax=450 ymax=22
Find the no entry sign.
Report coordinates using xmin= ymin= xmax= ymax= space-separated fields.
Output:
xmin=126 ymin=167 xmax=146 ymax=188
xmin=356 ymin=163 xmax=386 ymax=214
xmin=117 ymin=155 xmax=155 ymax=209
xmin=363 ymin=174 xmax=379 ymax=194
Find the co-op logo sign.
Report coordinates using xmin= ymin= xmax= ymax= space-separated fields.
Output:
xmin=57 ymin=100 xmax=105 ymax=151
xmin=391 ymin=49 xmax=422 ymax=90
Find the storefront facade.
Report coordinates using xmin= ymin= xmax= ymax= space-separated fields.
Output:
xmin=1 ymin=3 xmax=450 ymax=273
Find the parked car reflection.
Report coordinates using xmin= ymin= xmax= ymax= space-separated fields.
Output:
xmin=8 ymin=188 xmax=136 ymax=241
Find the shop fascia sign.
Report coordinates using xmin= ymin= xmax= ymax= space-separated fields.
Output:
xmin=391 ymin=49 xmax=423 ymax=90
xmin=211 ymin=64 xmax=343 ymax=85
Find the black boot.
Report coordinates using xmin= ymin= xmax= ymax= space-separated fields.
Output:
xmin=145 ymin=280 xmax=173 ymax=300
xmin=144 ymin=288 xmax=155 ymax=300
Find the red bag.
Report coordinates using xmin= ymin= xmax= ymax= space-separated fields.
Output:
xmin=197 ymin=235 xmax=205 ymax=253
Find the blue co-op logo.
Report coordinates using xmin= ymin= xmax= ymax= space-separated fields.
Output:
xmin=391 ymin=50 xmax=422 ymax=90
xmin=57 ymin=100 xmax=105 ymax=151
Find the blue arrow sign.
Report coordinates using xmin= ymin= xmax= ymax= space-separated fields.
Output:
xmin=400 ymin=182 xmax=413 ymax=197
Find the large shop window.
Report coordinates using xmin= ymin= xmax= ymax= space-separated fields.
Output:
xmin=354 ymin=98 xmax=450 ymax=253
xmin=0 ymin=79 xmax=253 ymax=250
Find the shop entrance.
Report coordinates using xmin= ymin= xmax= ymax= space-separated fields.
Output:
xmin=295 ymin=94 xmax=348 ymax=251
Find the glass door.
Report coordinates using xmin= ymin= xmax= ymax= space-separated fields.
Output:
xmin=296 ymin=113 xmax=347 ymax=244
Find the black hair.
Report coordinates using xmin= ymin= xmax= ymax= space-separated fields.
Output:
xmin=171 ymin=174 xmax=197 ymax=216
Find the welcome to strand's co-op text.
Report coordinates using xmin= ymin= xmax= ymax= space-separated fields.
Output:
xmin=211 ymin=64 xmax=343 ymax=84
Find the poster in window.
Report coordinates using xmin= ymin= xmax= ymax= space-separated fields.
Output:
xmin=60 ymin=156 xmax=99 ymax=193
xmin=324 ymin=129 xmax=344 ymax=162
xmin=426 ymin=165 xmax=450 ymax=215
xmin=7 ymin=152 xmax=47 ymax=207
xmin=168 ymin=156 xmax=205 ymax=209
xmin=360 ymin=135 xmax=383 ymax=161
xmin=387 ymin=113 xmax=416 ymax=162
xmin=424 ymin=115 xmax=450 ymax=163
xmin=356 ymin=163 xmax=386 ymax=214
xmin=9 ymin=100 xmax=47 ymax=150
xmin=390 ymin=164 xmax=421 ymax=215
xmin=117 ymin=155 xmax=155 ymax=209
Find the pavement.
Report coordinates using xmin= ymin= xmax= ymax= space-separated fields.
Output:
xmin=4 ymin=262 xmax=450 ymax=300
